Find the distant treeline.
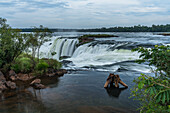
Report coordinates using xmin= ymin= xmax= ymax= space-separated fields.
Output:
xmin=18 ymin=24 xmax=170 ymax=32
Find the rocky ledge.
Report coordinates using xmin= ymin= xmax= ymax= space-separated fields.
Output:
xmin=78 ymin=34 xmax=119 ymax=46
xmin=157 ymin=33 xmax=170 ymax=36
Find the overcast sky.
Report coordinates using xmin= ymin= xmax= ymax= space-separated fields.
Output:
xmin=0 ymin=0 xmax=170 ymax=28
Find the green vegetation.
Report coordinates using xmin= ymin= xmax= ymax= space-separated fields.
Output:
xmin=131 ymin=45 xmax=170 ymax=113
xmin=19 ymin=24 xmax=170 ymax=32
xmin=78 ymin=24 xmax=170 ymax=32
xmin=78 ymin=34 xmax=118 ymax=45
xmin=0 ymin=18 xmax=29 ymax=71
xmin=0 ymin=17 xmax=61 ymax=75
xmin=79 ymin=34 xmax=118 ymax=38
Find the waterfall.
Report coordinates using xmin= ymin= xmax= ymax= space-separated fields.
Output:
xmin=67 ymin=42 xmax=140 ymax=68
xmin=49 ymin=38 xmax=79 ymax=60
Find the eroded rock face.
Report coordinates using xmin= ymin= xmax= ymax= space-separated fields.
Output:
xmin=5 ymin=81 xmax=17 ymax=89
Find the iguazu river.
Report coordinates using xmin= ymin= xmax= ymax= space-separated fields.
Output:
xmin=0 ymin=32 xmax=170 ymax=113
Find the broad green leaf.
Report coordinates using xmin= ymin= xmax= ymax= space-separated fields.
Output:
xmin=162 ymin=92 xmax=166 ymax=104
xmin=156 ymin=93 xmax=162 ymax=103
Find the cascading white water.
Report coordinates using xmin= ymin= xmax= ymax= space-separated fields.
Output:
xmin=49 ymin=38 xmax=79 ymax=60
xmin=67 ymin=42 xmax=140 ymax=68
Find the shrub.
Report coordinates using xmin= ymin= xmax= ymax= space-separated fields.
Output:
xmin=36 ymin=62 xmax=49 ymax=73
xmin=130 ymin=45 xmax=170 ymax=113
xmin=40 ymin=58 xmax=62 ymax=69
xmin=11 ymin=57 xmax=33 ymax=73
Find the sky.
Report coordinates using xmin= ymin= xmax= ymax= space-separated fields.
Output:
xmin=0 ymin=0 xmax=170 ymax=28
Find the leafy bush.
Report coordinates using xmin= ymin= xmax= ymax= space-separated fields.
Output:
xmin=131 ymin=45 xmax=170 ymax=113
xmin=36 ymin=62 xmax=49 ymax=73
xmin=0 ymin=17 xmax=29 ymax=69
xmin=11 ymin=57 xmax=33 ymax=73
xmin=40 ymin=58 xmax=62 ymax=69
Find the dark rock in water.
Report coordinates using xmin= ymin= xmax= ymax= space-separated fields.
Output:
xmin=30 ymin=79 xmax=46 ymax=89
xmin=49 ymin=43 xmax=52 ymax=45
xmin=157 ymin=33 xmax=170 ymax=36
xmin=59 ymin=56 xmax=70 ymax=60
xmin=0 ymin=71 xmax=6 ymax=83
xmin=5 ymin=81 xmax=17 ymax=89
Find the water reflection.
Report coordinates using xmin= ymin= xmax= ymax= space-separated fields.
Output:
xmin=0 ymin=89 xmax=47 ymax=113
xmin=105 ymin=86 xmax=128 ymax=98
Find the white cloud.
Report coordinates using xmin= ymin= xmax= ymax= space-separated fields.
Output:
xmin=0 ymin=0 xmax=169 ymax=28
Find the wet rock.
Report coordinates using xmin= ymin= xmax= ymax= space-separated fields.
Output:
xmin=5 ymin=81 xmax=17 ymax=89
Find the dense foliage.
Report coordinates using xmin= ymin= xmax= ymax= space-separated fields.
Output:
xmin=78 ymin=24 xmax=170 ymax=32
xmin=18 ymin=24 xmax=170 ymax=32
xmin=0 ymin=18 xmax=29 ymax=70
xmin=131 ymin=45 xmax=170 ymax=113
xmin=0 ymin=17 xmax=61 ymax=74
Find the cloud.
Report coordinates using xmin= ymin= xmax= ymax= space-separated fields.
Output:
xmin=0 ymin=0 xmax=169 ymax=28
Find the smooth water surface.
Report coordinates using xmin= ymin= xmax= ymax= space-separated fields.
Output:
xmin=0 ymin=71 xmax=139 ymax=113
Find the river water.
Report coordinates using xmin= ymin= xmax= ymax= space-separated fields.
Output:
xmin=0 ymin=32 xmax=169 ymax=113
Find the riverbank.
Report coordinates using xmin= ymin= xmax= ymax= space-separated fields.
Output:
xmin=0 ymin=70 xmax=139 ymax=113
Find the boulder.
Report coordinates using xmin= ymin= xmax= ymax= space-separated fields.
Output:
xmin=5 ymin=81 xmax=17 ymax=89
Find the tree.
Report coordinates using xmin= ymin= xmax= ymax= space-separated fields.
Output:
xmin=130 ymin=45 xmax=170 ymax=113
xmin=0 ymin=17 xmax=29 ymax=70
xmin=27 ymin=25 xmax=52 ymax=61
